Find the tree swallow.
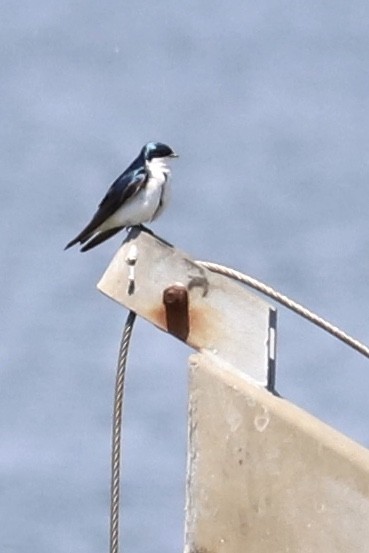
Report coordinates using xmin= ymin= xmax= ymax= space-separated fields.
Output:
xmin=65 ymin=141 xmax=178 ymax=252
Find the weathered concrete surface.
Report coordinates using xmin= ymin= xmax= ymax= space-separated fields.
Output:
xmin=185 ymin=352 xmax=369 ymax=553
xmin=98 ymin=228 xmax=275 ymax=385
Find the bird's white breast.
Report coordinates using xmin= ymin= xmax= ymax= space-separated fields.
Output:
xmin=99 ymin=159 xmax=171 ymax=230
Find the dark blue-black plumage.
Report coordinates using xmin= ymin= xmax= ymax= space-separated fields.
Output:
xmin=65 ymin=142 xmax=177 ymax=252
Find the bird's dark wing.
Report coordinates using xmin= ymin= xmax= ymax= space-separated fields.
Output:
xmin=97 ymin=166 xmax=148 ymax=220
xmin=80 ymin=227 xmax=124 ymax=252
xmin=65 ymin=167 xmax=148 ymax=250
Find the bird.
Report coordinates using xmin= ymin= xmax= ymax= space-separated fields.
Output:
xmin=65 ymin=141 xmax=178 ymax=252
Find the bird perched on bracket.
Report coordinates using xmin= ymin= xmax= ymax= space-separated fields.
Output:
xmin=65 ymin=141 xmax=178 ymax=252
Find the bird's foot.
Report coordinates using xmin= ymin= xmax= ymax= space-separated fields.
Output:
xmin=128 ymin=225 xmax=173 ymax=247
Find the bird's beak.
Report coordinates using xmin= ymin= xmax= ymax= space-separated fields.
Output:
xmin=170 ymin=152 xmax=179 ymax=158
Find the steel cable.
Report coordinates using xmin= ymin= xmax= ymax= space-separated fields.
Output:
xmin=110 ymin=310 xmax=136 ymax=553
xmin=197 ymin=261 xmax=369 ymax=360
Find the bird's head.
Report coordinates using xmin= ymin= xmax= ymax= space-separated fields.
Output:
xmin=142 ymin=142 xmax=179 ymax=162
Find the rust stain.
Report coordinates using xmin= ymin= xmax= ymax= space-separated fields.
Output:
xmin=188 ymin=303 xmax=223 ymax=345
xmin=148 ymin=300 xmax=224 ymax=348
xmin=147 ymin=304 xmax=167 ymax=330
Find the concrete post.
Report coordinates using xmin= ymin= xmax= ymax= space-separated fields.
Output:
xmin=97 ymin=230 xmax=369 ymax=552
xmin=185 ymin=352 xmax=369 ymax=553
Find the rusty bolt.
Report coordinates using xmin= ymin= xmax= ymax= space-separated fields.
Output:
xmin=163 ymin=283 xmax=189 ymax=341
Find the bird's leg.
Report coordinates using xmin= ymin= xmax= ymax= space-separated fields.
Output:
xmin=132 ymin=224 xmax=173 ymax=248
xmin=137 ymin=224 xmax=154 ymax=236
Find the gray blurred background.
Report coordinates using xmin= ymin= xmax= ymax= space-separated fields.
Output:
xmin=1 ymin=1 xmax=369 ymax=551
